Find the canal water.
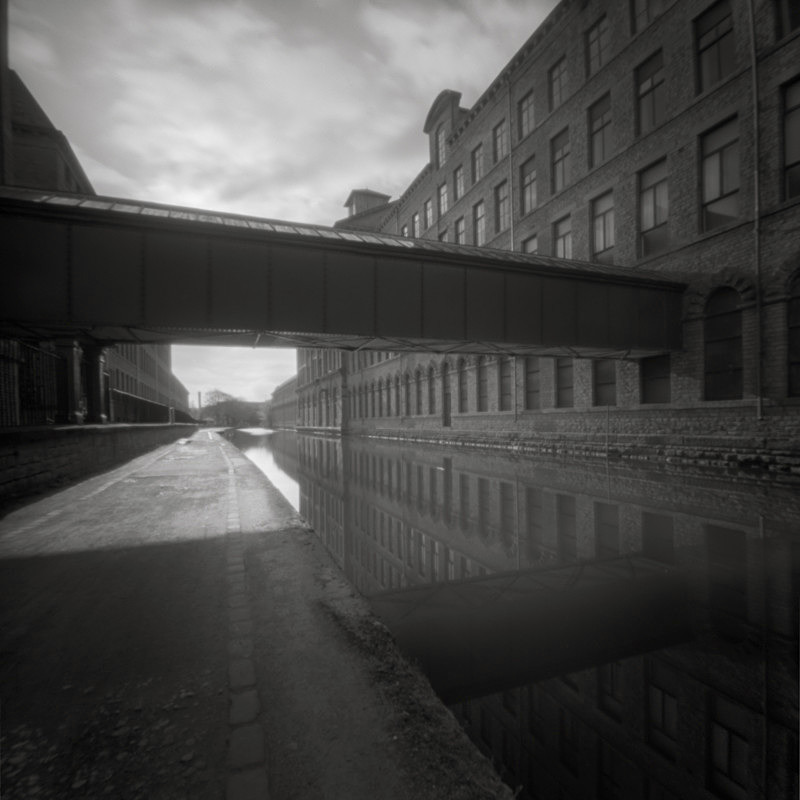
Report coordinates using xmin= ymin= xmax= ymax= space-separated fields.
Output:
xmin=229 ymin=428 xmax=800 ymax=800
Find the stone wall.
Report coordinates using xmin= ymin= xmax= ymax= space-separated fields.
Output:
xmin=0 ymin=424 xmax=197 ymax=512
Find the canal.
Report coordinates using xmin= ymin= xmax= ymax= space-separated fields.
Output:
xmin=228 ymin=428 xmax=799 ymax=800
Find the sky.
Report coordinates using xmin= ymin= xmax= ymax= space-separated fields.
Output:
xmin=9 ymin=0 xmax=555 ymax=405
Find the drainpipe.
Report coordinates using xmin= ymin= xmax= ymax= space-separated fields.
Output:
xmin=746 ymin=0 xmax=763 ymax=421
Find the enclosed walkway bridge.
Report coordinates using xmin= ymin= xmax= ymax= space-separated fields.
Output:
xmin=1 ymin=187 xmax=684 ymax=358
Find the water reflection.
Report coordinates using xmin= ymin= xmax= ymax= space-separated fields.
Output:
xmin=231 ymin=429 xmax=800 ymax=800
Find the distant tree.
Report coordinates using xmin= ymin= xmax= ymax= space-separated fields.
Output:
xmin=202 ymin=389 xmax=264 ymax=427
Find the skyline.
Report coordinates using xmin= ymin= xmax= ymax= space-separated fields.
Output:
xmin=9 ymin=0 xmax=556 ymax=403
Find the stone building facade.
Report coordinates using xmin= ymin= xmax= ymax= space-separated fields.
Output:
xmin=294 ymin=0 xmax=800 ymax=468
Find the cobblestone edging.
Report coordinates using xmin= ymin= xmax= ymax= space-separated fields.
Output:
xmin=219 ymin=441 xmax=270 ymax=800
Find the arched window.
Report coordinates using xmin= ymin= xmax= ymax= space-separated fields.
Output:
xmin=704 ymin=287 xmax=742 ymax=400
xmin=404 ymin=374 xmax=411 ymax=415
xmin=458 ymin=358 xmax=468 ymax=412
xmin=370 ymin=382 xmax=376 ymax=417
xmin=378 ymin=380 xmax=384 ymax=417
xmin=394 ymin=376 xmax=401 ymax=416
xmin=428 ymin=366 xmax=436 ymax=414
xmin=415 ymin=369 xmax=423 ymax=415
xmin=498 ymin=357 xmax=513 ymax=411
xmin=789 ymin=272 xmax=800 ymax=397
xmin=477 ymin=357 xmax=488 ymax=411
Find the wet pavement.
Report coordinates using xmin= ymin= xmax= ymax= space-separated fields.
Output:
xmin=0 ymin=429 xmax=510 ymax=800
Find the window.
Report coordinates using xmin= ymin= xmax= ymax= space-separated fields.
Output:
xmin=499 ymin=357 xmax=513 ymax=410
xmin=776 ymin=0 xmax=800 ymax=37
xmin=522 ymin=234 xmax=538 ymax=254
xmin=637 ymin=51 xmax=665 ymax=134
xmin=790 ymin=273 xmax=800 ymax=396
xmin=704 ymin=287 xmax=742 ymax=400
xmin=493 ymin=119 xmax=508 ymax=163
xmin=400 ymin=224 xmax=408 ymax=237
xmin=453 ymin=164 xmax=465 ymax=202
xmin=554 ymin=215 xmax=572 ymax=258
xmin=428 ymin=366 xmax=436 ymax=414
xmin=784 ymin=78 xmax=800 ymax=199
xmin=494 ymin=180 xmax=510 ymax=233
xmin=701 ymin=118 xmax=739 ymax=231
xmin=520 ymin=157 xmax=537 ymax=214
xmin=641 ymin=354 xmax=671 ymax=403
xmin=632 ymin=0 xmax=665 ymax=33
xmin=524 ymin=356 xmax=540 ymax=408
xmin=473 ymin=201 xmax=486 ymax=246
xmin=640 ymin=159 xmax=669 ymax=255
xmin=592 ymin=192 xmax=615 ymax=262
xmin=471 ymin=143 xmax=484 ymax=183
xmin=708 ymin=695 xmax=750 ymax=798
xmin=595 ymin=502 xmax=620 ymax=557
xmin=593 ymin=359 xmax=617 ymax=405
xmin=647 ymin=660 xmax=679 ymax=759
xmin=551 ymin=128 xmax=571 ymax=192
xmin=556 ymin=357 xmax=574 ymax=406
xmin=518 ymin=90 xmax=535 ymax=138
xmin=696 ymin=0 xmax=735 ymax=94
xmin=477 ymin=356 xmax=488 ymax=411
xmin=457 ymin=358 xmax=468 ymax=411
xmin=437 ymin=182 xmax=448 ymax=216
xmin=557 ymin=494 xmax=577 ymax=560
xmin=435 ymin=124 xmax=446 ymax=168
xmin=455 ymin=216 xmax=466 ymax=244
xmin=586 ymin=16 xmax=610 ymax=75
xmin=438 ymin=229 xmax=447 ymax=242
xmin=525 ymin=488 xmax=544 ymax=560
xmin=549 ymin=57 xmax=568 ymax=111
xmin=415 ymin=369 xmax=423 ymax=414
xmin=589 ymin=93 xmax=612 ymax=167
xmin=411 ymin=212 xmax=420 ymax=238
xmin=423 ymin=199 xmax=433 ymax=229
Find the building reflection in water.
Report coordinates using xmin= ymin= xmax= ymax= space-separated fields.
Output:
xmin=231 ymin=429 xmax=799 ymax=800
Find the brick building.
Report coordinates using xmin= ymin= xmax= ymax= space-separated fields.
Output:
xmin=295 ymin=0 xmax=800 ymax=467
xmin=0 ymin=70 xmax=190 ymax=426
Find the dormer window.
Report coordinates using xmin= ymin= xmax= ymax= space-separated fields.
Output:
xmin=436 ymin=124 xmax=447 ymax=168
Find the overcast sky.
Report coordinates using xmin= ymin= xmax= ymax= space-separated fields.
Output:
xmin=9 ymin=0 xmax=555 ymax=405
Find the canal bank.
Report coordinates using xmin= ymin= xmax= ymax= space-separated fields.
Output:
xmin=0 ymin=429 xmax=513 ymax=800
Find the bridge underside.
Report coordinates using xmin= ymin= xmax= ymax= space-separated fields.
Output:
xmin=1 ymin=188 xmax=686 ymax=358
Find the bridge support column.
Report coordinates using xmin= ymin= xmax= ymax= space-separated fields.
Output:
xmin=83 ymin=345 xmax=108 ymax=424
xmin=56 ymin=341 xmax=85 ymax=424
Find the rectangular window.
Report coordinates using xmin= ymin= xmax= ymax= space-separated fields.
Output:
xmin=637 ymin=50 xmax=665 ymax=135
xmin=593 ymin=358 xmax=617 ymax=405
xmin=708 ymin=695 xmax=750 ymax=798
xmin=522 ymin=234 xmax=538 ymax=254
xmin=471 ymin=143 xmax=484 ymax=184
xmin=595 ymin=502 xmax=620 ymax=557
xmin=435 ymin=125 xmax=447 ymax=168
xmin=696 ymin=1 xmax=735 ymax=94
xmin=549 ymin=57 xmax=568 ymax=111
xmin=589 ymin=93 xmax=612 ymax=168
xmin=494 ymin=180 xmax=510 ymax=233
xmin=647 ymin=660 xmax=679 ymax=759
xmin=525 ymin=487 xmax=544 ymax=560
xmin=701 ymin=117 xmax=739 ymax=231
xmin=453 ymin=164 xmax=465 ymax=202
xmin=586 ymin=16 xmax=610 ymax=75
xmin=400 ymin=224 xmax=408 ymax=237
xmin=632 ymin=0 xmax=665 ymax=34
xmin=784 ymin=78 xmax=800 ymax=199
xmin=499 ymin=357 xmax=513 ymax=410
xmin=493 ymin=119 xmax=508 ymax=163
xmin=776 ymin=0 xmax=800 ymax=37
xmin=592 ymin=192 xmax=615 ymax=262
xmin=423 ymin=198 xmax=433 ymax=229
xmin=640 ymin=159 xmax=669 ymax=255
xmin=557 ymin=493 xmax=577 ymax=560
xmin=551 ymin=128 xmax=571 ymax=192
xmin=556 ymin=357 xmax=574 ymax=407
xmin=641 ymin=353 xmax=671 ymax=403
xmin=520 ymin=157 xmax=537 ymax=214
xmin=524 ymin=356 xmax=540 ymax=408
xmin=473 ymin=201 xmax=486 ymax=246
xmin=477 ymin=358 xmax=489 ymax=411
xmin=518 ymin=90 xmax=535 ymax=138
xmin=411 ymin=212 xmax=420 ymax=238
xmin=437 ymin=182 xmax=449 ymax=216
xmin=455 ymin=216 xmax=466 ymax=244
xmin=554 ymin=215 xmax=572 ymax=259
